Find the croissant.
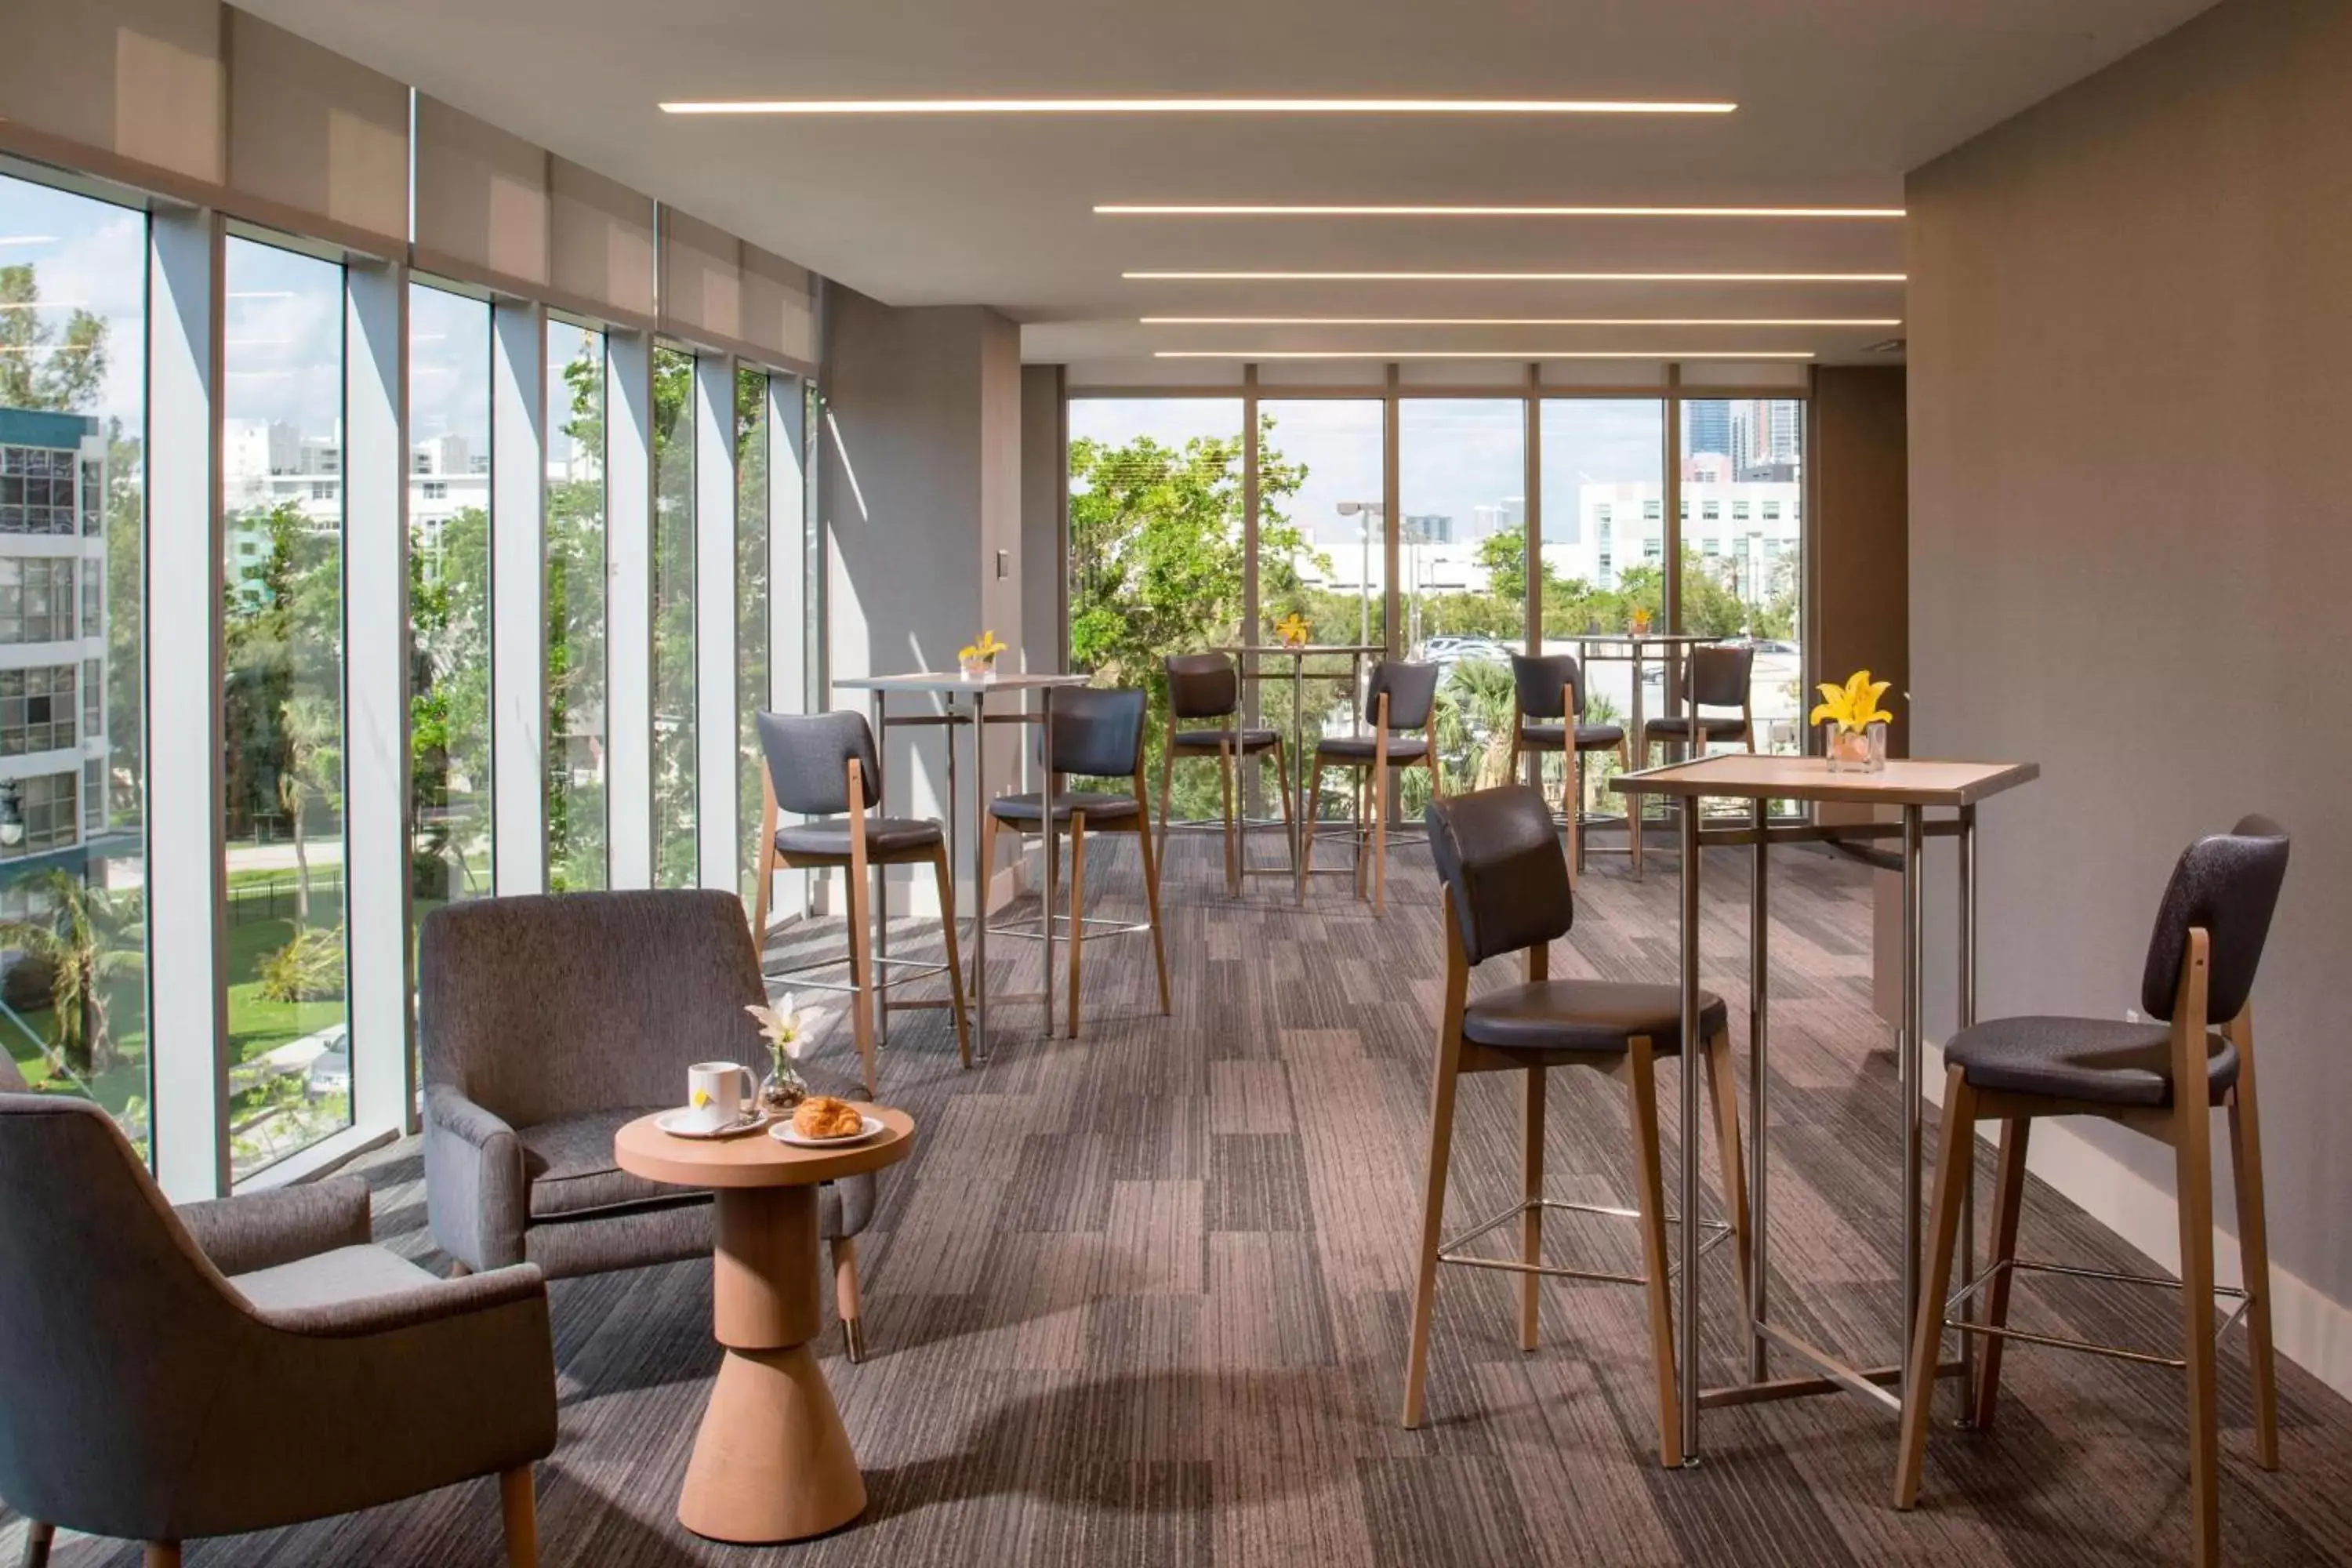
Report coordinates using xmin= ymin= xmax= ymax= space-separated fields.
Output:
xmin=793 ymin=1096 xmax=864 ymax=1139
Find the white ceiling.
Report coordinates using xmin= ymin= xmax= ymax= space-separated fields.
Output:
xmin=240 ymin=0 xmax=2215 ymax=372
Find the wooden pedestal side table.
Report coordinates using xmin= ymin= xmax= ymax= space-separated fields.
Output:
xmin=615 ymin=1106 xmax=916 ymax=1543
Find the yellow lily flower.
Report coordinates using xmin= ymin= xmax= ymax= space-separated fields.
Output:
xmin=1809 ymin=670 xmax=1894 ymax=734
xmin=1275 ymin=612 xmax=1311 ymax=647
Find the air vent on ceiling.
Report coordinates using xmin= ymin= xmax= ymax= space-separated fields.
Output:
xmin=1863 ymin=337 xmax=1907 ymax=354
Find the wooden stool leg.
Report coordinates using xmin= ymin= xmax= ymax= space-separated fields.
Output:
xmin=1065 ymin=815 xmax=1087 ymax=1040
xmin=1298 ymin=759 xmax=1320 ymax=906
xmin=1704 ymin=1032 xmax=1754 ymax=1316
xmin=1972 ymin=1116 xmax=2030 ymax=1429
xmin=1134 ymin=776 xmax=1173 ymax=1015
xmin=1520 ymin=1066 xmax=1545 ymax=1351
xmin=1271 ymin=738 xmax=1298 ymax=879
xmin=1896 ymin=1066 xmax=1976 ymax=1509
xmin=22 ymin=1523 xmax=55 ymax=1568
xmin=1625 ymin=1036 xmax=1682 ymax=1468
xmin=1352 ymin=768 xmax=1368 ymax=902
xmin=1219 ymin=738 xmax=1238 ymax=896
xmin=843 ymin=865 xmax=879 ymax=1100
xmin=1401 ymin=1033 xmax=1465 ymax=1428
xmin=2178 ymin=1084 xmax=2223 ymax=1567
xmin=143 ymin=1547 xmax=180 ymax=1568
xmin=1372 ymin=763 xmax=1391 ymax=915
xmin=2227 ymin=1027 xmax=2278 ymax=1470
xmin=499 ymin=1466 xmax=539 ymax=1568
xmin=1156 ymin=737 xmax=1177 ymax=879
xmin=930 ymin=848 xmax=973 ymax=1069
xmin=833 ymin=1236 xmax=867 ymax=1363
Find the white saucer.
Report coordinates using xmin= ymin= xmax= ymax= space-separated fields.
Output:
xmin=656 ymin=1107 xmax=769 ymax=1140
xmin=771 ymin=1113 xmax=886 ymax=1149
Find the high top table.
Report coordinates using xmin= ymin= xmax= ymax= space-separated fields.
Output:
xmin=1611 ymin=753 xmax=2038 ymax=1465
xmin=1570 ymin=631 xmax=1722 ymax=877
xmin=833 ymin=670 xmax=1093 ymax=1062
xmin=1225 ymin=642 xmax=1385 ymax=879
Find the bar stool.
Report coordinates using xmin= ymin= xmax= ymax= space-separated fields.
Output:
xmin=1639 ymin=641 xmax=1755 ymax=761
xmin=1157 ymin=652 xmax=1297 ymax=896
xmin=1403 ymin=784 xmax=1750 ymax=1466
xmin=1896 ymin=817 xmax=2289 ymax=1567
xmin=1299 ymin=659 xmax=1442 ymax=916
xmin=751 ymin=710 xmax=972 ymax=1097
xmin=982 ymin=685 xmax=1171 ymax=1038
xmin=1506 ymin=651 xmax=1629 ymax=883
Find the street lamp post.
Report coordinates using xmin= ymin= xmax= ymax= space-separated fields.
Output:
xmin=1336 ymin=500 xmax=1383 ymax=650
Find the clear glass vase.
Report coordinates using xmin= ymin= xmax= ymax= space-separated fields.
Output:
xmin=757 ymin=1061 xmax=809 ymax=1117
xmin=1825 ymin=721 xmax=1888 ymax=773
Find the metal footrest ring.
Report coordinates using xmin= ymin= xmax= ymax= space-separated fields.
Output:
xmin=1436 ymin=1196 xmax=1731 ymax=1286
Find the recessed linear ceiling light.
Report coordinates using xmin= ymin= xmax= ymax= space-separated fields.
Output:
xmin=1128 ymin=270 xmax=1904 ymax=282
xmin=1156 ymin=350 xmax=1815 ymax=360
xmin=1100 ymin=203 xmax=1900 ymax=219
xmin=1140 ymin=315 xmax=1902 ymax=327
xmin=660 ymin=97 xmax=1734 ymax=116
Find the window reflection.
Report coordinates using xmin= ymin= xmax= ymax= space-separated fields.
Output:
xmin=651 ymin=347 xmax=696 ymax=886
xmin=546 ymin=321 xmax=608 ymax=891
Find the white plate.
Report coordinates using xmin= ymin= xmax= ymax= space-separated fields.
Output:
xmin=771 ymin=1113 xmax=886 ymax=1149
xmin=655 ymin=1107 xmax=769 ymax=1140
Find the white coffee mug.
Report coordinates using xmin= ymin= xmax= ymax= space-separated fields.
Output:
xmin=685 ymin=1061 xmax=754 ymax=1132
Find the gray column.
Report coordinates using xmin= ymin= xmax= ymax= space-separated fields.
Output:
xmin=604 ymin=332 xmax=655 ymax=887
xmin=343 ymin=259 xmax=414 ymax=1139
xmin=490 ymin=298 xmax=547 ymax=895
xmin=144 ymin=205 xmax=229 ymax=1201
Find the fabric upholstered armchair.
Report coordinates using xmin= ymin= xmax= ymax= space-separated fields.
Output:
xmin=419 ymin=889 xmax=880 ymax=1355
xmin=0 ymin=1094 xmax=556 ymax=1568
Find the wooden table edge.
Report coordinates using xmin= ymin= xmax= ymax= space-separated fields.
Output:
xmin=1607 ymin=757 xmax=2041 ymax=808
xmin=614 ymin=1105 xmax=916 ymax=1189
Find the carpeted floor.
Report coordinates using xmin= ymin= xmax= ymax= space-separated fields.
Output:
xmin=11 ymin=823 xmax=2352 ymax=1565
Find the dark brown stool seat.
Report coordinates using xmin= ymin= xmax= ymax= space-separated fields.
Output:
xmin=1516 ymin=721 xmax=1624 ymax=750
xmin=1314 ymin=733 xmax=1429 ymax=763
xmin=989 ymin=789 xmax=1144 ymax=826
xmin=774 ymin=816 xmax=944 ymax=861
xmin=1642 ymin=713 xmax=1751 ymax=742
xmin=1941 ymin=1015 xmax=2237 ymax=1108
xmin=1463 ymin=981 xmax=1729 ymax=1057
xmin=1169 ymin=725 xmax=1281 ymax=752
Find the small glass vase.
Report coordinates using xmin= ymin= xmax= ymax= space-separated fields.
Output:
xmin=960 ymin=655 xmax=996 ymax=681
xmin=757 ymin=1061 xmax=809 ymax=1117
xmin=1825 ymin=721 xmax=1888 ymax=773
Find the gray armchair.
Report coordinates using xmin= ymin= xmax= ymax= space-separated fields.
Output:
xmin=419 ymin=889 xmax=879 ymax=1357
xmin=0 ymin=1094 xmax=555 ymax=1568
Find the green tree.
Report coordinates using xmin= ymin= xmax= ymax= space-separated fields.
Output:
xmin=0 ymin=263 xmax=106 ymax=411
xmin=0 ymin=871 xmax=143 ymax=1077
xmin=546 ymin=341 xmax=609 ymax=889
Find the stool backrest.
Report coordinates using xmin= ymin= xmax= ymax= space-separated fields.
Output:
xmin=1425 ymin=785 xmax=1573 ymax=965
xmin=1165 ymin=653 xmax=1239 ymax=720
xmin=2140 ymin=815 xmax=2290 ymax=1025
xmin=1510 ymin=652 xmax=1583 ymax=721
xmin=755 ymin=710 xmax=880 ymax=815
xmin=1689 ymin=643 xmax=1755 ymax=710
xmin=1363 ymin=659 xmax=1440 ymax=732
xmin=1039 ymin=685 xmax=1148 ymax=779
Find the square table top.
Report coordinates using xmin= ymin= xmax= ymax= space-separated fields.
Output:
xmin=1610 ymin=753 xmax=2039 ymax=808
xmin=833 ymin=670 xmax=1094 ymax=693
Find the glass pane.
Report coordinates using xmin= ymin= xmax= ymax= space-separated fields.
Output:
xmin=651 ymin=347 xmax=697 ymax=887
xmin=546 ymin=321 xmax=607 ymax=891
xmin=1681 ymin=397 xmax=1806 ymax=763
xmin=1398 ymin=399 xmax=1526 ymax=796
xmin=735 ymin=366 xmax=770 ymax=907
xmin=222 ymin=235 xmax=350 ymax=1180
xmin=1066 ymin=397 xmax=1244 ymax=791
xmin=0 ymin=173 xmax=151 ymax=1160
xmin=1539 ymin=399 xmax=1666 ymax=817
xmin=1256 ymin=398 xmax=1383 ymax=826
xmin=408 ymin=285 xmax=492 ymax=923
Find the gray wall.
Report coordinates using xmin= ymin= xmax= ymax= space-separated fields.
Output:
xmin=1020 ymin=364 xmax=1066 ymax=674
xmin=1908 ymin=0 xmax=2352 ymax=1320
xmin=820 ymin=288 xmax=1024 ymax=909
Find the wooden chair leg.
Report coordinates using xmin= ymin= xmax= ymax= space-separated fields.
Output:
xmin=833 ymin=1235 xmax=868 ymax=1363
xmin=22 ymin=1523 xmax=54 ymax=1568
xmin=1352 ymin=768 xmax=1368 ymax=902
xmin=1896 ymin=1066 xmax=1977 ymax=1509
xmin=1270 ymin=738 xmax=1298 ymax=880
xmin=499 ymin=1465 xmax=539 ymax=1568
xmin=1065 ymin=815 xmax=1087 ymax=1040
xmin=1219 ymin=739 xmax=1238 ymax=896
xmin=1134 ymin=787 xmax=1173 ymax=1016
xmin=2227 ymin=1066 xmax=2279 ymax=1470
xmin=843 ymin=864 xmax=879 ymax=1100
xmin=1401 ymin=1032 xmax=1465 ymax=1428
xmin=1520 ymin=1065 xmax=1545 ymax=1352
xmin=1704 ymin=1032 xmax=1754 ymax=1316
xmin=1298 ymin=759 xmax=1320 ymax=906
xmin=1625 ymin=1036 xmax=1682 ymax=1468
xmin=1971 ymin=1116 xmax=2030 ymax=1429
xmin=143 ymin=1547 xmax=180 ymax=1568
xmin=1372 ymin=764 xmax=1390 ymax=916
xmin=930 ymin=848 xmax=973 ymax=1070
xmin=1155 ymin=737 xmax=1177 ymax=880
xmin=1573 ymin=750 xmax=1589 ymax=877
xmin=2177 ymin=1081 xmax=2224 ymax=1568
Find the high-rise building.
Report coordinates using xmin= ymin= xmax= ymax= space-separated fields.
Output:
xmin=1686 ymin=400 xmax=1732 ymax=459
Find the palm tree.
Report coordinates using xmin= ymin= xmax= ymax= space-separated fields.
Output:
xmin=277 ymin=694 xmax=339 ymax=921
xmin=0 ymin=869 xmax=144 ymax=1078
xmin=1440 ymin=659 xmax=1521 ymax=792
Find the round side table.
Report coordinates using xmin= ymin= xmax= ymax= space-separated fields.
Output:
xmin=615 ymin=1105 xmax=916 ymax=1543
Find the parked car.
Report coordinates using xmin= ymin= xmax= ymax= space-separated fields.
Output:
xmin=305 ymin=1031 xmax=351 ymax=1098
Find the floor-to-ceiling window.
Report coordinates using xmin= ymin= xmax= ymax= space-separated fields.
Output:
xmin=1398 ymin=398 xmax=1525 ymax=796
xmin=1540 ymin=398 xmax=1667 ymax=814
xmin=546 ymin=320 xmax=607 ymax=890
xmin=1257 ymin=397 xmax=1384 ymax=823
xmin=651 ymin=346 xmax=696 ymax=886
xmin=735 ymin=365 xmax=770 ymax=905
xmin=0 ymin=172 xmax=151 ymax=1158
xmin=1681 ymin=397 xmax=1805 ymax=758
xmin=221 ymin=234 xmax=350 ymax=1181
xmin=407 ymin=284 xmax=492 ymax=917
